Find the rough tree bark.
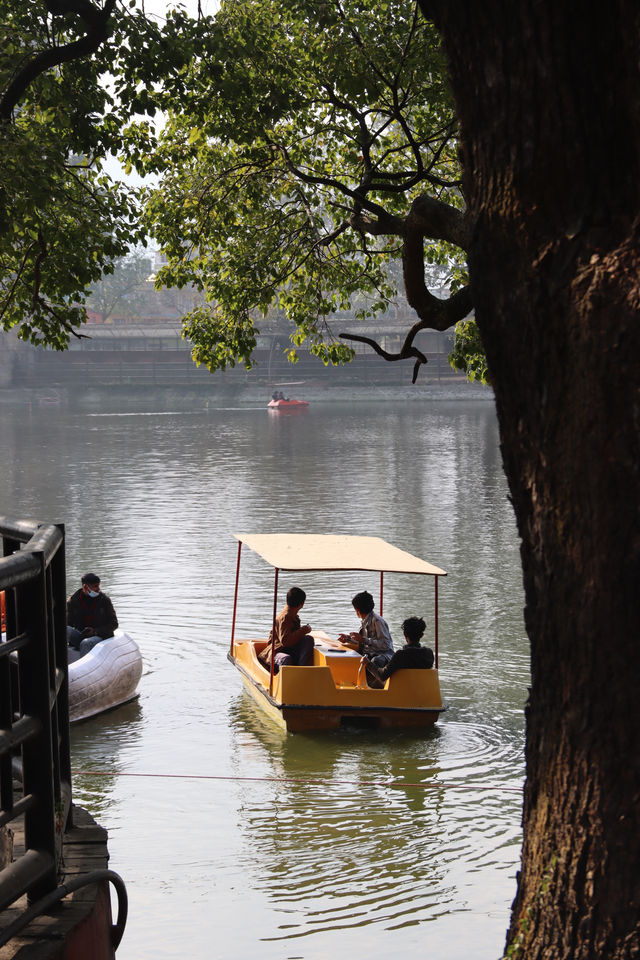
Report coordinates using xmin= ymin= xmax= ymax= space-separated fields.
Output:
xmin=419 ymin=2 xmax=640 ymax=958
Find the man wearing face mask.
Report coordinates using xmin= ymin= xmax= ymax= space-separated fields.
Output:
xmin=67 ymin=573 xmax=119 ymax=657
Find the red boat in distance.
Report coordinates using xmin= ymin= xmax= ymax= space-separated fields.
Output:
xmin=268 ymin=398 xmax=309 ymax=409
xmin=268 ymin=383 xmax=309 ymax=409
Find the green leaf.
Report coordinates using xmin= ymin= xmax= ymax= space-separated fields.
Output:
xmin=140 ymin=0 xmax=468 ymax=374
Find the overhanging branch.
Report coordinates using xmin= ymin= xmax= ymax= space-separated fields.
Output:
xmin=339 ymin=280 xmax=472 ymax=383
xmin=341 ymin=191 xmax=473 ymax=382
xmin=339 ymin=331 xmax=428 ymax=383
xmin=0 ymin=0 xmax=117 ymax=122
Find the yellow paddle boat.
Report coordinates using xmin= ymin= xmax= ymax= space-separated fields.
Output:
xmin=228 ymin=534 xmax=447 ymax=732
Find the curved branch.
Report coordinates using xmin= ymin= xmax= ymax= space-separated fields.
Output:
xmin=338 ymin=331 xmax=428 ymax=384
xmin=339 ymin=278 xmax=473 ymax=384
xmin=341 ymin=188 xmax=473 ymax=384
xmin=0 ymin=0 xmax=117 ymax=122
xmin=33 ymin=296 xmax=91 ymax=340
xmin=349 ymin=209 xmax=406 ymax=237
xmin=402 ymin=199 xmax=473 ymax=342
xmin=409 ymin=194 xmax=469 ymax=249
xmin=268 ymin=140 xmax=396 ymax=224
xmin=350 ymin=192 xmax=468 ymax=248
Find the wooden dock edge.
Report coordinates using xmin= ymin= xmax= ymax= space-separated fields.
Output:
xmin=0 ymin=805 xmax=117 ymax=960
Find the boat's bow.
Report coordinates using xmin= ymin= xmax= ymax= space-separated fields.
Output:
xmin=68 ymin=629 xmax=142 ymax=722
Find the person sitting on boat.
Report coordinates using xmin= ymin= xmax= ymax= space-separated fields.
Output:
xmin=258 ymin=586 xmax=314 ymax=671
xmin=365 ymin=616 xmax=434 ymax=688
xmin=67 ymin=573 xmax=119 ymax=657
xmin=338 ymin=590 xmax=394 ymax=667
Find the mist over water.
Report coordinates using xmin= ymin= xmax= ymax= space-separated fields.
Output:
xmin=0 ymin=397 xmax=527 ymax=959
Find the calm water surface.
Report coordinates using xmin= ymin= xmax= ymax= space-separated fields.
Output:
xmin=0 ymin=397 xmax=527 ymax=960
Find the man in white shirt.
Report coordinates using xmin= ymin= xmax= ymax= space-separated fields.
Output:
xmin=338 ymin=590 xmax=393 ymax=666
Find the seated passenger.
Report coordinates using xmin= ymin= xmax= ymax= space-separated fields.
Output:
xmin=258 ymin=586 xmax=314 ymax=671
xmin=67 ymin=572 xmax=118 ymax=656
xmin=338 ymin=590 xmax=393 ymax=668
xmin=365 ymin=616 xmax=434 ymax=688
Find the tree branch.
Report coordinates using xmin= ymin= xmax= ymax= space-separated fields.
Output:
xmin=349 ymin=192 xmax=468 ymax=248
xmin=408 ymin=194 xmax=469 ymax=249
xmin=341 ymin=189 xmax=473 ymax=383
xmin=0 ymin=241 xmax=38 ymax=323
xmin=0 ymin=0 xmax=117 ymax=122
xmin=349 ymin=209 xmax=406 ymax=237
xmin=33 ymin=296 xmax=91 ymax=340
xmin=339 ymin=278 xmax=472 ymax=384
xmin=268 ymin=140 xmax=396 ymax=223
xmin=338 ymin=331 xmax=428 ymax=384
xmin=402 ymin=194 xmax=473 ymax=336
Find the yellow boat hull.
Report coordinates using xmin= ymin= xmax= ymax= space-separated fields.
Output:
xmin=229 ymin=638 xmax=446 ymax=732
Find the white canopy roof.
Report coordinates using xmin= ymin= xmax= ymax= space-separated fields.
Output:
xmin=234 ymin=534 xmax=446 ymax=576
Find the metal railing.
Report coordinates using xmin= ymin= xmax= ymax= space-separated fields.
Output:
xmin=0 ymin=516 xmax=71 ymax=912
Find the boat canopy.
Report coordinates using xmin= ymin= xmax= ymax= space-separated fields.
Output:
xmin=233 ymin=534 xmax=446 ymax=577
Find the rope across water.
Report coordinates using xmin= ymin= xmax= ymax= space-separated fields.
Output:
xmin=72 ymin=768 xmax=522 ymax=792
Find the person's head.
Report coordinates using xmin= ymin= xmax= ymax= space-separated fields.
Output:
xmin=81 ymin=573 xmax=101 ymax=597
xmin=286 ymin=586 xmax=306 ymax=610
xmin=402 ymin=616 xmax=425 ymax=644
xmin=352 ymin=591 xmax=374 ymax=618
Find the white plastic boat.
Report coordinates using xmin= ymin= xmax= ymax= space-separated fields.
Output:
xmin=68 ymin=629 xmax=142 ymax=723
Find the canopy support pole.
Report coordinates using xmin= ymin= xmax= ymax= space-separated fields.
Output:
xmin=269 ymin=567 xmax=279 ymax=696
xmin=434 ymin=576 xmax=439 ymax=669
xmin=379 ymin=572 xmax=384 ymax=617
xmin=230 ymin=540 xmax=242 ymax=655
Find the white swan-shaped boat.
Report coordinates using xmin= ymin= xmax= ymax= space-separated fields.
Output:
xmin=68 ymin=629 xmax=142 ymax=723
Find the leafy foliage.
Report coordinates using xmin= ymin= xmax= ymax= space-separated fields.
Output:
xmin=0 ymin=1 xmax=158 ymax=347
xmin=449 ymin=317 xmax=488 ymax=382
xmin=133 ymin=0 xmax=474 ymax=374
xmin=0 ymin=0 xmax=487 ymax=380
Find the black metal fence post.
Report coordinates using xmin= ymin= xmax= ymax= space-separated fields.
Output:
xmin=51 ymin=528 xmax=71 ymax=826
xmin=18 ymin=551 xmax=58 ymax=900
xmin=0 ymin=517 xmax=71 ymax=911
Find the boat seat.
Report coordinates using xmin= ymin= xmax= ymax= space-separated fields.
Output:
xmin=314 ymin=648 xmax=363 ymax=688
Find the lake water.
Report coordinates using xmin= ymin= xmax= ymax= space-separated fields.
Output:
xmin=0 ymin=396 xmax=528 ymax=960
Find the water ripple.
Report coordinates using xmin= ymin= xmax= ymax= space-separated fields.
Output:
xmin=1 ymin=400 xmax=527 ymax=960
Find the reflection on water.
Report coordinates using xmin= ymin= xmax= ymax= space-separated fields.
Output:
xmin=70 ymin=699 xmax=144 ymax=818
xmin=0 ymin=398 xmax=527 ymax=960
xmin=229 ymin=700 xmax=450 ymax=941
xmin=227 ymin=695 xmax=522 ymax=956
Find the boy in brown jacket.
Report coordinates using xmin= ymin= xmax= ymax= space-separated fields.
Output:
xmin=258 ymin=586 xmax=314 ymax=671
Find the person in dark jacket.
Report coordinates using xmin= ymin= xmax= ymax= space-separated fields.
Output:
xmin=365 ymin=616 xmax=434 ymax=688
xmin=67 ymin=573 xmax=118 ymax=656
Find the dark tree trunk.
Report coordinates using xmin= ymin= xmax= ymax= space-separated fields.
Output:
xmin=420 ymin=2 xmax=640 ymax=957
